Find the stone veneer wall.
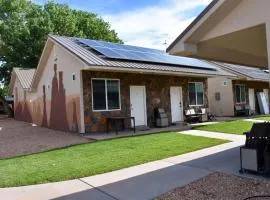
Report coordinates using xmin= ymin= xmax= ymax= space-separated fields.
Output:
xmin=83 ymin=71 xmax=208 ymax=133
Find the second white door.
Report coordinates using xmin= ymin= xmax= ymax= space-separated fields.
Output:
xmin=170 ymin=87 xmax=183 ymax=123
xmin=130 ymin=86 xmax=147 ymax=127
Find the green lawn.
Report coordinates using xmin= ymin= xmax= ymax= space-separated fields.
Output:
xmin=194 ymin=120 xmax=253 ymax=135
xmin=0 ymin=133 xmax=227 ymax=187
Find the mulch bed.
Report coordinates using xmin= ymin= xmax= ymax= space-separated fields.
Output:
xmin=155 ymin=172 xmax=270 ymax=200
xmin=0 ymin=119 xmax=90 ymax=159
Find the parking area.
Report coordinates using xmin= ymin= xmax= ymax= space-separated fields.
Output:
xmin=0 ymin=118 xmax=90 ymax=159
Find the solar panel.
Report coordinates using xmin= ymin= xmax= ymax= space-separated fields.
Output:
xmin=76 ymin=39 xmax=217 ymax=70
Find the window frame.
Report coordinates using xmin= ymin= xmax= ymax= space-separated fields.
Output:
xmin=188 ymin=82 xmax=204 ymax=106
xmin=91 ymin=78 xmax=121 ymax=112
xmin=235 ymin=84 xmax=246 ymax=104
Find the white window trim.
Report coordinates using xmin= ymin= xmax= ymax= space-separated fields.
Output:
xmin=235 ymin=84 xmax=246 ymax=104
xmin=91 ymin=78 xmax=121 ymax=112
xmin=188 ymin=82 xmax=204 ymax=106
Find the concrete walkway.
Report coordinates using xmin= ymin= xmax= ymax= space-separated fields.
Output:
xmin=243 ymin=118 xmax=268 ymax=123
xmin=0 ymin=130 xmax=250 ymax=200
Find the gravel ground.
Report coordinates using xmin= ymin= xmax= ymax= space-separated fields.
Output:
xmin=0 ymin=118 xmax=90 ymax=159
xmin=155 ymin=172 xmax=270 ymax=200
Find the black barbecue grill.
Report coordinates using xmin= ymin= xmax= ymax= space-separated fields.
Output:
xmin=240 ymin=122 xmax=270 ymax=175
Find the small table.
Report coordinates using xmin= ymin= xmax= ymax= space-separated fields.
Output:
xmin=106 ymin=117 xmax=136 ymax=135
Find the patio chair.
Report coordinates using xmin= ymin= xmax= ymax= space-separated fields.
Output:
xmin=184 ymin=108 xmax=200 ymax=123
xmin=235 ymin=105 xmax=249 ymax=116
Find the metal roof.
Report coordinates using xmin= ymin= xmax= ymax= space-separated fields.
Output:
xmin=13 ymin=68 xmax=36 ymax=89
xmin=211 ymin=62 xmax=270 ymax=82
xmin=49 ymin=35 xmax=233 ymax=77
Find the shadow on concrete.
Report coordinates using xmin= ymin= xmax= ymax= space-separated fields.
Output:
xmin=51 ymin=145 xmax=269 ymax=200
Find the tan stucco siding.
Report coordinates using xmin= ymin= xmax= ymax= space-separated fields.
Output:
xmin=232 ymin=80 xmax=269 ymax=114
xmin=13 ymin=77 xmax=32 ymax=121
xmin=13 ymin=44 xmax=86 ymax=133
xmin=202 ymin=0 xmax=270 ymax=41
xmin=208 ymin=77 xmax=234 ymax=116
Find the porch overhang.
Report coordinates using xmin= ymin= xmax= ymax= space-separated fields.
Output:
xmin=167 ymin=0 xmax=270 ymax=69
xmin=172 ymin=25 xmax=268 ymax=68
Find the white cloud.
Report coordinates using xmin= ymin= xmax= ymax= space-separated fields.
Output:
xmin=103 ymin=0 xmax=212 ymax=50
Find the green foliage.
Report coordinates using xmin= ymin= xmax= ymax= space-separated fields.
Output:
xmin=0 ymin=0 xmax=122 ymax=84
xmin=0 ymin=85 xmax=8 ymax=96
xmin=0 ymin=133 xmax=227 ymax=187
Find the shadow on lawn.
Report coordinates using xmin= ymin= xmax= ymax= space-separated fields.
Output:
xmin=52 ymin=146 xmax=270 ymax=200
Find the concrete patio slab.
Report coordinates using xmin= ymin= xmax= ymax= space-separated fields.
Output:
xmin=84 ymin=123 xmax=190 ymax=141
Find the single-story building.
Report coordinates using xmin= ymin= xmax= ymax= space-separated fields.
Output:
xmin=167 ymin=0 xmax=270 ymax=78
xmin=9 ymin=35 xmax=232 ymax=133
xmin=207 ymin=62 xmax=269 ymax=116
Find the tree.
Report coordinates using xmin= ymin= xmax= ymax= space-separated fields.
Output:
xmin=0 ymin=85 xmax=8 ymax=96
xmin=0 ymin=0 xmax=122 ymax=84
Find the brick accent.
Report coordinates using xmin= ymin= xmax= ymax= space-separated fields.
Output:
xmin=83 ymin=71 xmax=208 ymax=133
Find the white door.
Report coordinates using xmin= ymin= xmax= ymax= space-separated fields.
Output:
xmin=130 ymin=86 xmax=147 ymax=127
xmin=248 ymin=88 xmax=255 ymax=111
xmin=170 ymin=87 xmax=183 ymax=123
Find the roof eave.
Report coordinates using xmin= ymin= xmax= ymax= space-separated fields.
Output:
xmin=84 ymin=65 xmax=233 ymax=78
xmin=166 ymin=0 xmax=220 ymax=53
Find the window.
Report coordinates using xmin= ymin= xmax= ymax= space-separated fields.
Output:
xmin=188 ymin=82 xmax=204 ymax=105
xmin=235 ymin=84 xmax=246 ymax=103
xmin=92 ymin=79 xmax=120 ymax=111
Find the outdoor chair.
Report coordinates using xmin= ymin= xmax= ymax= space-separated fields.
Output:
xmin=235 ymin=105 xmax=249 ymax=116
xmin=184 ymin=108 xmax=200 ymax=123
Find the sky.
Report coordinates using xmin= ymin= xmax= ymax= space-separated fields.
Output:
xmin=33 ymin=0 xmax=212 ymax=50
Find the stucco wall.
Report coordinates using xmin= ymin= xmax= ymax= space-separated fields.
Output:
xmin=202 ymin=0 xmax=270 ymax=41
xmin=207 ymin=77 xmax=234 ymax=116
xmin=83 ymin=71 xmax=208 ymax=133
xmin=13 ymin=78 xmax=33 ymax=122
xmin=207 ymin=78 xmax=270 ymax=116
xmin=13 ymin=43 xmax=85 ymax=133
xmin=232 ymin=80 xmax=269 ymax=114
